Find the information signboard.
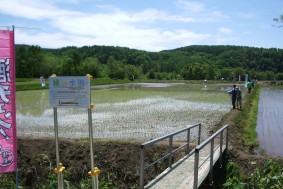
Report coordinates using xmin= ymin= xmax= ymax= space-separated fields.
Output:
xmin=49 ymin=76 xmax=90 ymax=108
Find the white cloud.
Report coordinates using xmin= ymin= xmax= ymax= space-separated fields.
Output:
xmin=15 ymin=30 xmax=74 ymax=47
xmin=0 ymin=0 xmax=219 ymax=51
xmin=175 ymin=0 xmax=229 ymax=22
xmin=15 ymin=26 xmax=210 ymax=52
xmin=0 ymin=0 xmax=82 ymax=20
xmin=218 ymin=27 xmax=233 ymax=34
xmin=176 ymin=0 xmax=206 ymax=12
xmin=215 ymin=37 xmax=239 ymax=45
xmin=236 ymin=12 xmax=257 ymax=19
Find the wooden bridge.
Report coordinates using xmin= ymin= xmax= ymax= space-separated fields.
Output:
xmin=140 ymin=124 xmax=229 ymax=189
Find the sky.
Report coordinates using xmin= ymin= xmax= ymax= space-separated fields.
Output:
xmin=0 ymin=0 xmax=282 ymax=52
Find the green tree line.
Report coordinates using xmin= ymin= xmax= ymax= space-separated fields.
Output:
xmin=15 ymin=44 xmax=283 ymax=81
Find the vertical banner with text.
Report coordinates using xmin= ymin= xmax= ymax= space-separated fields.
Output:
xmin=0 ymin=28 xmax=17 ymax=173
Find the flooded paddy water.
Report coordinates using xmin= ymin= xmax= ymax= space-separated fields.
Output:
xmin=16 ymin=83 xmax=233 ymax=141
xmin=256 ymin=88 xmax=283 ymax=157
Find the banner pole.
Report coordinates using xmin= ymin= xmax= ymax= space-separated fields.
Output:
xmin=54 ymin=107 xmax=64 ymax=189
xmin=13 ymin=25 xmax=19 ymax=189
xmin=16 ymin=169 xmax=19 ymax=189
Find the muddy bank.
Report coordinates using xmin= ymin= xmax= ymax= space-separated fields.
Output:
xmin=16 ymin=137 xmax=187 ymax=188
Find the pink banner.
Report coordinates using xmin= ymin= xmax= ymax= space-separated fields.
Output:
xmin=0 ymin=29 xmax=17 ymax=173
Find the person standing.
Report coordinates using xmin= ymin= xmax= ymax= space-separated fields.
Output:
xmin=227 ymin=84 xmax=237 ymax=109
xmin=236 ymin=87 xmax=242 ymax=109
xmin=247 ymin=80 xmax=253 ymax=93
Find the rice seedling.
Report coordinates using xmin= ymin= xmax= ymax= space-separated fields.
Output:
xmin=16 ymin=83 xmax=231 ymax=141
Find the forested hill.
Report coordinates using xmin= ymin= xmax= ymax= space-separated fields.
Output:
xmin=15 ymin=44 xmax=283 ymax=81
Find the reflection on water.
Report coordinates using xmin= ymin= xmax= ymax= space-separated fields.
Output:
xmin=16 ymin=90 xmax=50 ymax=116
xmin=16 ymin=83 xmax=231 ymax=140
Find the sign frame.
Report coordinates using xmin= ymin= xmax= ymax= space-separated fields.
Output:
xmin=49 ymin=76 xmax=90 ymax=109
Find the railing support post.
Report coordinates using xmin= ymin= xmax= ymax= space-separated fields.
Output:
xmin=209 ymin=139 xmax=214 ymax=185
xmin=220 ymin=131 xmax=223 ymax=167
xmin=193 ymin=148 xmax=199 ymax=189
xmin=226 ymin=127 xmax=229 ymax=153
xmin=198 ymin=123 xmax=201 ymax=145
xmin=140 ymin=146 xmax=145 ymax=189
xmin=186 ymin=129 xmax=191 ymax=154
xmin=169 ymin=136 xmax=173 ymax=168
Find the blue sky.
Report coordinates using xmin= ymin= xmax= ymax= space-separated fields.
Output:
xmin=0 ymin=0 xmax=282 ymax=52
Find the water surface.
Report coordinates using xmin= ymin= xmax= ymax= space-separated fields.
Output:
xmin=16 ymin=83 xmax=231 ymax=141
xmin=256 ymin=88 xmax=283 ymax=157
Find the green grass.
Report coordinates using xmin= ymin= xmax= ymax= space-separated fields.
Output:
xmin=15 ymin=77 xmax=232 ymax=91
xmin=233 ymin=85 xmax=260 ymax=147
xmin=90 ymin=77 xmax=132 ymax=85
xmin=223 ymin=159 xmax=283 ymax=189
xmin=15 ymin=77 xmax=134 ymax=91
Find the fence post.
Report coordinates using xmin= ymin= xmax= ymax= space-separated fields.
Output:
xmin=209 ymin=139 xmax=214 ymax=185
xmin=186 ymin=129 xmax=191 ymax=154
xmin=140 ymin=145 xmax=145 ymax=189
xmin=168 ymin=136 xmax=173 ymax=168
xmin=193 ymin=148 xmax=199 ymax=189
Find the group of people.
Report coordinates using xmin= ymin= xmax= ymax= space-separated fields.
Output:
xmin=228 ymin=84 xmax=242 ymax=109
xmin=227 ymin=76 xmax=257 ymax=109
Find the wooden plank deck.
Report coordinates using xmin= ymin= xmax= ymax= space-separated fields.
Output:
xmin=145 ymin=145 xmax=226 ymax=189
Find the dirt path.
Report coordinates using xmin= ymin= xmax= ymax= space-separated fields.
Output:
xmin=256 ymin=88 xmax=283 ymax=157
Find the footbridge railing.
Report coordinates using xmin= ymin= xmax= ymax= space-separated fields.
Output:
xmin=140 ymin=124 xmax=229 ymax=189
xmin=140 ymin=123 xmax=202 ymax=189
xmin=193 ymin=124 xmax=229 ymax=189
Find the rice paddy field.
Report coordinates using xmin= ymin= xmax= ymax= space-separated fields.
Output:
xmin=16 ymin=82 xmax=236 ymax=141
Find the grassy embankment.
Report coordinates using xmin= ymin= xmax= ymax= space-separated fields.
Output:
xmin=16 ymin=77 xmax=233 ymax=91
xmin=232 ymin=82 xmax=283 ymax=147
xmin=222 ymin=83 xmax=283 ymax=189
xmin=15 ymin=78 xmax=133 ymax=91
xmin=234 ymin=84 xmax=260 ymax=147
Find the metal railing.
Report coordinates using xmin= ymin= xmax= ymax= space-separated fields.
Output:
xmin=193 ymin=124 xmax=229 ymax=189
xmin=140 ymin=123 xmax=202 ymax=189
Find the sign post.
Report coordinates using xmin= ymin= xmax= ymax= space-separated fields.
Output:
xmin=49 ymin=75 xmax=99 ymax=189
xmin=88 ymin=100 xmax=97 ymax=188
xmin=53 ymin=106 xmax=64 ymax=189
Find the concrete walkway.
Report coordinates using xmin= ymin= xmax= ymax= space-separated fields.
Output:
xmin=256 ymin=88 xmax=283 ymax=157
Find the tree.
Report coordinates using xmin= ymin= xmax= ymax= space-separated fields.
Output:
xmin=107 ymin=56 xmax=125 ymax=79
xmin=15 ymin=44 xmax=283 ymax=80
xmin=273 ymin=15 xmax=283 ymax=27
xmin=124 ymin=64 xmax=140 ymax=80
xmin=233 ymin=67 xmax=245 ymax=81
xmin=16 ymin=46 xmax=29 ymax=78
xmin=41 ymin=52 xmax=60 ymax=77
xmin=80 ymin=57 xmax=100 ymax=77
